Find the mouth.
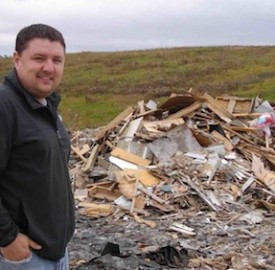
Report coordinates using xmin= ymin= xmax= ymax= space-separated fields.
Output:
xmin=37 ymin=74 xmax=53 ymax=84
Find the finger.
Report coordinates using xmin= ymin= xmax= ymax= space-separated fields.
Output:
xmin=29 ymin=239 xmax=42 ymax=250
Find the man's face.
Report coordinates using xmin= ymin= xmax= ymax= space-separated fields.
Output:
xmin=13 ymin=38 xmax=65 ymax=99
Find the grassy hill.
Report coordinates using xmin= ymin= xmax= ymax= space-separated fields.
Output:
xmin=1 ymin=46 xmax=275 ymax=130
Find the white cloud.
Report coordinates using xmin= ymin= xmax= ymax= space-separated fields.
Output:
xmin=1 ymin=0 xmax=275 ymax=56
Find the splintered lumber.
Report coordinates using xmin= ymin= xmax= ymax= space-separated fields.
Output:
xmin=124 ymin=169 xmax=160 ymax=187
xmin=211 ymin=130 xmax=234 ymax=151
xmin=143 ymin=118 xmax=184 ymax=133
xmin=252 ymin=154 xmax=275 ymax=192
xmin=223 ymin=125 xmax=255 ymax=144
xmin=167 ymin=101 xmax=202 ymax=120
xmin=88 ymin=182 xmax=122 ymax=201
xmin=95 ymin=106 xmax=134 ymax=140
xmin=82 ymin=144 xmax=99 ymax=172
xmin=169 ymin=222 xmax=196 ymax=236
xmin=233 ymin=112 xmax=262 ymax=118
xmin=216 ymin=96 xmax=254 ymax=114
xmin=227 ymin=126 xmax=258 ymax=132
xmin=111 ymin=147 xmax=151 ymax=167
xmin=78 ymin=202 xmax=114 ymax=218
xmin=178 ymin=174 xmax=219 ymax=211
xmin=121 ymin=117 xmax=143 ymax=142
xmin=71 ymin=145 xmax=87 ymax=162
xmin=138 ymin=186 xmax=165 ymax=204
xmin=133 ymin=213 xmax=157 ymax=229
xmin=130 ymin=179 xmax=139 ymax=214
xmin=203 ymin=93 xmax=234 ymax=123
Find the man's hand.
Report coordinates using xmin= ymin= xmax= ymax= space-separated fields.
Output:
xmin=0 ymin=233 xmax=42 ymax=261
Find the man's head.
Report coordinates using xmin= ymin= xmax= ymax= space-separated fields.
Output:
xmin=15 ymin=24 xmax=66 ymax=54
xmin=13 ymin=24 xmax=66 ymax=101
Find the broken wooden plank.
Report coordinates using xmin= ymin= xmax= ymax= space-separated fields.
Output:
xmin=178 ymin=174 xmax=219 ymax=211
xmin=211 ymin=130 xmax=234 ymax=151
xmin=204 ymin=93 xmax=234 ymax=123
xmin=78 ymin=202 xmax=114 ymax=218
xmin=111 ymin=147 xmax=151 ymax=167
xmin=133 ymin=213 xmax=157 ymax=229
xmin=82 ymin=144 xmax=99 ymax=172
xmin=95 ymin=106 xmax=134 ymax=140
xmin=138 ymin=186 xmax=165 ymax=204
xmin=124 ymin=168 xmax=160 ymax=187
xmin=88 ymin=185 xmax=122 ymax=201
xmin=71 ymin=145 xmax=87 ymax=163
xmin=120 ymin=117 xmax=143 ymax=141
xmin=130 ymin=179 xmax=139 ymax=214
xmin=143 ymin=118 xmax=184 ymax=133
xmin=216 ymin=95 xmax=254 ymax=114
xmin=167 ymin=101 xmax=202 ymax=120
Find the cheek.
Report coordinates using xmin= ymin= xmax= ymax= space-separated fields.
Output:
xmin=56 ymin=67 xmax=64 ymax=78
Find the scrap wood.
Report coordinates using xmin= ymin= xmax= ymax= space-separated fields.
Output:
xmin=216 ymin=95 xmax=254 ymax=114
xmin=82 ymin=143 xmax=99 ymax=172
xmin=167 ymin=101 xmax=202 ymax=120
xmin=177 ymin=173 xmax=219 ymax=211
xmin=118 ymin=181 xmax=135 ymax=200
xmin=114 ymin=170 xmax=137 ymax=200
xmin=252 ymin=154 xmax=275 ymax=192
xmin=117 ymin=203 xmax=149 ymax=216
xmin=134 ymin=108 xmax=160 ymax=119
xmin=132 ymin=213 xmax=157 ymax=229
xmin=124 ymin=168 xmax=160 ymax=187
xmin=223 ymin=125 xmax=255 ymax=144
xmin=110 ymin=147 xmax=151 ymax=167
xmin=70 ymin=130 xmax=82 ymax=142
xmin=138 ymin=186 xmax=165 ymax=204
xmin=120 ymin=117 xmax=143 ymax=141
xmin=227 ymin=126 xmax=258 ymax=132
xmin=137 ymin=100 xmax=145 ymax=114
xmin=203 ymin=93 xmax=234 ymax=123
xmin=95 ymin=106 xmax=134 ymax=140
xmin=130 ymin=178 xmax=139 ymax=214
xmin=233 ymin=112 xmax=262 ymax=118
xmin=240 ymin=176 xmax=256 ymax=193
xmin=258 ymin=199 xmax=275 ymax=210
xmin=211 ymin=130 xmax=234 ymax=151
xmin=142 ymin=118 xmax=184 ymax=133
xmin=88 ymin=184 xmax=122 ymax=201
xmin=78 ymin=201 xmax=114 ymax=218
xmin=169 ymin=222 xmax=196 ymax=236
xmin=147 ymin=200 xmax=175 ymax=212
xmin=71 ymin=145 xmax=87 ymax=163
xmin=86 ymin=180 xmax=116 ymax=189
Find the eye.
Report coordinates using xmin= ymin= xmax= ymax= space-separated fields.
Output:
xmin=54 ymin=59 xmax=62 ymax=64
xmin=34 ymin=56 xmax=44 ymax=62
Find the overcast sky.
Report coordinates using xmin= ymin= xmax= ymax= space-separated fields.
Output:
xmin=1 ymin=0 xmax=275 ymax=56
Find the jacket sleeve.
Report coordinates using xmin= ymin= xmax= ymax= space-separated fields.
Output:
xmin=0 ymin=98 xmax=19 ymax=247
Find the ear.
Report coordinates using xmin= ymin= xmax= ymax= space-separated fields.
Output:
xmin=13 ymin=51 xmax=20 ymax=68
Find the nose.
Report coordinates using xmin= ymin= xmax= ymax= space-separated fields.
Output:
xmin=42 ymin=59 xmax=54 ymax=72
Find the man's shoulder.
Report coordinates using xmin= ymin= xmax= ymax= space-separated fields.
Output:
xmin=0 ymin=83 xmax=17 ymax=106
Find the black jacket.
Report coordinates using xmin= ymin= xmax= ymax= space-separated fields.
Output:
xmin=0 ymin=69 xmax=75 ymax=261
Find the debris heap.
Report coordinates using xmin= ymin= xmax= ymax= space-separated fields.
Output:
xmin=69 ymin=92 xmax=275 ymax=270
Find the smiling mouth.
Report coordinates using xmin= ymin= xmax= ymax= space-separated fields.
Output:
xmin=38 ymin=76 xmax=53 ymax=84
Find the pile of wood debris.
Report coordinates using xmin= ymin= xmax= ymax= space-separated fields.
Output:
xmin=69 ymin=92 xmax=275 ymax=269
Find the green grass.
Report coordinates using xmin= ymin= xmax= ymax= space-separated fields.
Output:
xmin=59 ymin=93 xmax=146 ymax=130
xmin=2 ymin=46 xmax=275 ymax=130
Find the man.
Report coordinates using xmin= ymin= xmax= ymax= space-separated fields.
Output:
xmin=0 ymin=24 xmax=75 ymax=269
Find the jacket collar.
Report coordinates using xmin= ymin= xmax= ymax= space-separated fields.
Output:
xmin=5 ymin=69 xmax=61 ymax=110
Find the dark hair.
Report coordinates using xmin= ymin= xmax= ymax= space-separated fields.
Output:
xmin=15 ymin=24 xmax=66 ymax=54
